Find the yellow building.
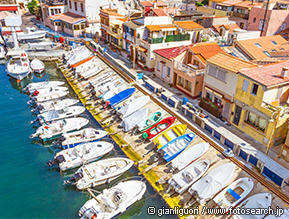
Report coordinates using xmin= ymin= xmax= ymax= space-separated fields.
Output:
xmin=231 ymin=61 xmax=289 ymax=148
xmin=107 ymin=19 xmax=124 ymax=49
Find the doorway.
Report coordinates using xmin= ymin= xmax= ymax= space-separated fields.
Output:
xmin=162 ymin=64 xmax=166 ymax=79
xmin=233 ymin=105 xmax=242 ymax=125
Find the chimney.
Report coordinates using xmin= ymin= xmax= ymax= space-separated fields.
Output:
xmin=280 ymin=67 xmax=289 ymax=78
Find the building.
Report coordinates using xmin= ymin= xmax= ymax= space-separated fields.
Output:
xmin=144 ymin=8 xmax=168 ymax=17
xmin=107 ymin=19 xmax=124 ymax=49
xmin=232 ymin=61 xmax=289 ymax=147
xmin=174 ymin=20 xmax=204 ymax=43
xmin=0 ymin=0 xmax=20 ymax=15
xmin=212 ymin=22 xmax=241 ymax=42
xmin=236 ymin=35 xmax=287 ymax=60
xmin=201 ymin=52 xmax=256 ymax=120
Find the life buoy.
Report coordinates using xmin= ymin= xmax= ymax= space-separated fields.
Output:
xmin=21 ymin=53 xmax=27 ymax=57
xmin=91 ymin=215 xmax=97 ymax=219
xmin=23 ymin=63 xmax=28 ymax=67
xmin=44 ymin=126 xmax=49 ymax=129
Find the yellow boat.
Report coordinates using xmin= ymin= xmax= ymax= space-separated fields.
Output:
xmin=153 ymin=124 xmax=187 ymax=149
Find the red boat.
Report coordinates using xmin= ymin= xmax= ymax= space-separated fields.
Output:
xmin=142 ymin=117 xmax=176 ymax=140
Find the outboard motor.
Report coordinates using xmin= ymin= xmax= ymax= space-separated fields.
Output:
xmin=30 ymin=90 xmax=40 ymax=97
xmin=27 ymin=96 xmax=37 ymax=105
xmin=90 ymin=90 xmax=96 ymax=96
xmin=64 ymin=172 xmax=83 ymax=184
xmin=53 ymin=135 xmax=66 ymax=145
xmin=31 ymin=104 xmax=44 ymax=113
xmin=63 ymin=59 xmax=67 ymax=65
xmin=158 ymin=149 xmax=165 ymax=157
xmin=31 ymin=115 xmax=42 ymax=124
xmin=47 ymin=154 xmax=66 ymax=167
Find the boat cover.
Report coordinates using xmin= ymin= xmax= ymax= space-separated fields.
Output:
xmin=119 ymin=96 xmax=150 ymax=119
xmin=46 ymin=110 xmax=60 ymax=120
xmin=120 ymin=108 xmax=149 ymax=132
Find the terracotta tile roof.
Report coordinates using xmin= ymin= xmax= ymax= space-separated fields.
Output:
xmin=211 ymin=0 xmax=228 ymax=3
xmin=213 ymin=23 xmax=241 ymax=33
xmin=217 ymin=0 xmax=243 ymax=6
xmin=207 ymin=52 xmax=257 ymax=73
xmin=99 ymin=8 xmax=124 ymax=17
xmin=140 ymin=1 xmax=153 ymax=7
xmin=239 ymin=61 xmax=289 ymax=87
xmin=50 ymin=12 xmax=85 ymax=24
xmin=146 ymin=8 xmax=167 ymax=16
xmin=156 ymin=1 xmax=168 ymax=6
xmin=0 ymin=11 xmax=15 ymax=20
xmin=146 ymin=24 xmax=176 ymax=31
xmin=153 ymin=46 xmax=189 ymax=61
xmin=174 ymin=21 xmax=204 ymax=30
xmin=163 ymin=7 xmax=181 ymax=14
xmin=236 ymin=35 xmax=287 ymax=60
xmin=233 ymin=1 xmax=263 ymax=7
xmin=190 ymin=43 xmax=225 ymax=64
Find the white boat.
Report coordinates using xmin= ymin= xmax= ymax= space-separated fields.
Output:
xmin=0 ymin=45 xmax=6 ymax=59
xmin=75 ymin=59 xmax=100 ymax=74
xmin=79 ymin=180 xmax=146 ymax=219
xmin=102 ymin=84 xmax=127 ymax=101
xmin=31 ymin=98 xmax=79 ymax=113
xmin=120 ymin=108 xmax=149 ymax=132
xmin=83 ymin=72 xmax=114 ymax=90
xmin=118 ymin=96 xmax=150 ymax=119
xmin=168 ymin=160 xmax=210 ymax=194
xmin=66 ymin=49 xmax=92 ymax=66
xmin=27 ymin=91 xmax=69 ymax=103
xmin=81 ymin=66 xmax=104 ymax=80
xmin=30 ymin=86 xmax=68 ymax=96
xmin=67 ymin=157 xmax=134 ymax=190
xmin=28 ymin=41 xmax=54 ymax=50
xmin=55 ymin=128 xmax=108 ymax=149
xmin=188 ymin=163 xmax=235 ymax=204
xmin=31 ymin=58 xmax=45 ymax=73
xmin=213 ymin=177 xmax=254 ymax=212
xmin=171 ymin=142 xmax=209 ymax=172
xmin=232 ymin=193 xmax=272 ymax=219
xmin=47 ymin=141 xmax=114 ymax=171
xmin=34 ymin=106 xmax=86 ymax=125
xmin=24 ymin=81 xmax=65 ymax=92
xmin=96 ymin=78 xmax=125 ymax=98
xmin=29 ymin=117 xmax=89 ymax=142
xmin=17 ymin=27 xmax=46 ymax=41
xmin=6 ymin=50 xmax=31 ymax=81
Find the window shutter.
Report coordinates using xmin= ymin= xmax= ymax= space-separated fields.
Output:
xmin=242 ymin=79 xmax=249 ymax=92
xmin=208 ymin=66 xmax=217 ymax=77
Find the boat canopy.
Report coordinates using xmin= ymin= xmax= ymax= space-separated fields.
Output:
xmin=6 ymin=50 xmax=26 ymax=56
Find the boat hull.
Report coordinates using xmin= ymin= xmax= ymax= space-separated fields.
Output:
xmin=7 ymin=69 xmax=31 ymax=81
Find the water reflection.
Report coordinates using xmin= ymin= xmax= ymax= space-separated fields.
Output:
xmin=33 ymin=70 xmax=46 ymax=79
xmin=8 ymin=74 xmax=33 ymax=92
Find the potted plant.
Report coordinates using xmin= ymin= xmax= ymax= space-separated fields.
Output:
xmin=144 ymin=65 xmax=148 ymax=70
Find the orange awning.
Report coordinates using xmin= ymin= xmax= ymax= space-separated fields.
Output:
xmin=71 ymin=56 xmax=94 ymax=68
xmin=137 ymin=46 xmax=147 ymax=52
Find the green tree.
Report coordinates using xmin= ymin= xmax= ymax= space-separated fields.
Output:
xmin=27 ymin=0 xmax=37 ymax=14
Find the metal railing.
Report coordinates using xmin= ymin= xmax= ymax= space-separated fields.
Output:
xmin=174 ymin=60 xmax=198 ymax=77
xmin=165 ymin=34 xmax=190 ymax=42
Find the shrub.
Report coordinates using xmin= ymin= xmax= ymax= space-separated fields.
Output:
xmin=27 ymin=0 xmax=37 ymax=14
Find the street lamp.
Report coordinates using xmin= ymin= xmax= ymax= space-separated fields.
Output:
xmin=266 ymin=107 xmax=281 ymax=156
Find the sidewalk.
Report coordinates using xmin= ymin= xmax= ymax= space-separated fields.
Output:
xmin=98 ymin=40 xmax=289 ymax=170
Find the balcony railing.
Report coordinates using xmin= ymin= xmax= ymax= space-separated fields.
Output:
xmin=165 ymin=34 xmax=190 ymax=42
xmin=43 ymin=0 xmax=66 ymax=5
xmin=148 ymin=37 xmax=163 ymax=44
xmin=0 ymin=0 xmax=17 ymax=4
xmin=175 ymin=60 xmax=199 ymax=78
xmin=228 ymin=11 xmax=249 ymax=20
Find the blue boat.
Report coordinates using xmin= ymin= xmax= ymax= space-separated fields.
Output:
xmin=157 ymin=133 xmax=195 ymax=162
xmin=104 ymin=88 xmax=135 ymax=109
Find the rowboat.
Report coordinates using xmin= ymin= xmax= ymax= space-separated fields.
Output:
xmin=118 ymin=96 xmax=150 ymax=119
xmin=153 ymin=124 xmax=187 ymax=149
xmin=31 ymin=58 xmax=45 ymax=73
xmin=137 ymin=109 xmax=166 ymax=132
xmin=104 ymin=88 xmax=135 ymax=109
xmin=158 ymin=133 xmax=195 ymax=162
xmin=142 ymin=117 xmax=176 ymax=140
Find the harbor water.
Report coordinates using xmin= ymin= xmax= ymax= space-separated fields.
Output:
xmin=0 ymin=63 xmax=177 ymax=218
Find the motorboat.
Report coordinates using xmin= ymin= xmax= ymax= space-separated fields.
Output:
xmin=0 ymin=45 xmax=6 ymax=59
xmin=47 ymin=141 xmax=114 ymax=171
xmin=6 ymin=50 xmax=31 ymax=81
xmin=104 ymin=88 xmax=135 ymax=109
xmin=28 ymin=41 xmax=54 ymax=50
xmin=33 ymin=106 xmax=86 ymax=125
xmin=95 ymin=78 xmax=124 ymax=98
xmin=158 ymin=133 xmax=195 ymax=162
xmin=66 ymin=49 xmax=92 ymax=67
xmin=78 ymin=180 xmax=146 ymax=219
xmin=29 ymin=117 xmax=89 ymax=142
xmin=137 ymin=110 xmax=166 ymax=132
xmin=153 ymin=124 xmax=187 ymax=149
xmin=67 ymin=58 xmax=99 ymax=76
xmin=66 ymin=157 xmax=134 ymax=190
xmin=142 ymin=117 xmax=176 ymax=140
xmin=29 ymin=86 xmax=68 ymax=96
xmin=188 ymin=163 xmax=235 ymax=204
xmin=80 ymin=66 xmax=104 ymax=80
xmin=16 ymin=27 xmax=46 ymax=41
xmin=31 ymin=58 xmax=45 ymax=73
xmin=54 ymin=128 xmax=108 ymax=149
xmin=87 ymin=71 xmax=114 ymax=88
xmin=232 ymin=193 xmax=272 ymax=219
xmin=27 ymin=91 xmax=69 ymax=104
xmin=31 ymin=98 xmax=79 ymax=113
xmin=213 ymin=178 xmax=254 ymax=212
xmin=118 ymin=96 xmax=150 ymax=119
xmin=120 ymin=108 xmax=149 ymax=132
xmin=102 ymin=84 xmax=127 ymax=101
xmin=168 ymin=160 xmax=210 ymax=194
xmin=171 ymin=142 xmax=209 ymax=172
xmin=24 ymin=81 xmax=65 ymax=93
xmin=91 ymin=76 xmax=118 ymax=90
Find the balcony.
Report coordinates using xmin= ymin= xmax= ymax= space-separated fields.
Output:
xmin=0 ymin=0 xmax=17 ymax=4
xmin=165 ymin=34 xmax=190 ymax=42
xmin=199 ymin=98 xmax=222 ymax=118
xmin=43 ymin=0 xmax=66 ymax=5
xmin=174 ymin=60 xmax=205 ymax=78
xmin=228 ymin=11 xmax=249 ymax=20
xmin=147 ymin=37 xmax=163 ymax=44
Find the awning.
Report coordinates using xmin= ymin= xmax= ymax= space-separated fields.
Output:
xmin=214 ymin=92 xmax=223 ymax=98
xmin=205 ymin=86 xmax=213 ymax=93
xmin=160 ymin=27 xmax=177 ymax=31
xmin=0 ymin=6 xmax=18 ymax=11
xmin=137 ymin=45 xmax=147 ymax=52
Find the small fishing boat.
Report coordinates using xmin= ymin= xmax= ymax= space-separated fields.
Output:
xmin=188 ymin=163 xmax=235 ymax=204
xmin=16 ymin=27 xmax=46 ymax=41
xmin=29 ymin=86 xmax=68 ymax=96
xmin=33 ymin=106 xmax=86 ymax=125
xmin=102 ymin=84 xmax=127 ymax=101
xmin=142 ymin=117 xmax=176 ymax=140
xmin=27 ymin=91 xmax=69 ymax=104
xmin=137 ymin=109 xmax=166 ymax=132
xmin=24 ymin=81 xmax=65 ymax=92
xmin=92 ymin=76 xmax=118 ymax=90
xmin=171 ymin=142 xmax=209 ymax=172
xmin=168 ymin=160 xmax=210 ymax=194
xmin=232 ymin=193 xmax=272 ymax=219
xmin=85 ymin=71 xmax=114 ymax=88
xmin=158 ymin=133 xmax=195 ymax=162
xmin=47 ymin=141 xmax=114 ymax=171
xmin=94 ymin=77 xmax=124 ymax=98
xmin=31 ymin=58 xmax=45 ymax=73
xmin=68 ymin=58 xmax=99 ymax=76
xmin=54 ymin=128 xmax=108 ymax=149
xmin=29 ymin=117 xmax=89 ymax=142
xmin=78 ymin=180 xmax=146 ymax=219
xmin=213 ymin=177 xmax=254 ymax=212
xmin=66 ymin=157 xmax=134 ymax=190
xmin=31 ymin=98 xmax=79 ymax=113
xmin=153 ymin=124 xmax=187 ymax=149
xmin=118 ymin=96 xmax=150 ymax=119
xmin=120 ymin=108 xmax=149 ymax=132
xmin=66 ymin=49 xmax=92 ymax=67
xmin=81 ymin=67 xmax=104 ymax=80
xmin=28 ymin=41 xmax=54 ymax=50
xmin=104 ymin=88 xmax=135 ymax=109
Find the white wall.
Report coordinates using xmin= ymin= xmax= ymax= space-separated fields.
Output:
xmin=68 ymin=0 xmax=85 ymax=16
xmin=143 ymin=16 xmax=172 ymax=26
xmin=85 ymin=0 xmax=110 ymax=21
xmin=235 ymin=30 xmax=261 ymax=41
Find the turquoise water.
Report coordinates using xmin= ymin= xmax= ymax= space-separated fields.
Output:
xmin=0 ymin=63 xmax=177 ymax=219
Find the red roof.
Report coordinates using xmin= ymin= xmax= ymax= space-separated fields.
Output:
xmin=145 ymin=8 xmax=167 ymax=16
xmin=239 ymin=61 xmax=289 ymax=87
xmin=140 ymin=1 xmax=153 ymax=7
xmin=153 ymin=46 xmax=189 ymax=60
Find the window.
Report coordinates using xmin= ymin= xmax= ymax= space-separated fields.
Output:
xmin=73 ymin=25 xmax=80 ymax=30
xmin=131 ymin=29 xmax=135 ymax=37
xmin=237 ymin=8 xmax=245 ymax=14
xmin=50 ymin=9 xmax=54 ymax=15
xmin=242 ymin=79 xmax=249 ymax=92
xmin=54 ymin=21 xmax=60 ymax=26
xmin=185 ymin=80 xmax=191 ymax=91
xmin=69 ymin=0 xmax=71 ymax=9
xmin=251 ymin=83 xmax=259 ymax=95
xmin=81 ymin=23 xmax=86 ymax=30
xmin=245 ymin=111 xmax=266 ymax=132
xmin=187 ymin=52 xmax=192 ymax=64
xmin=74 ymin=2 xmax=77 ymax=11
xmin=258 ymin=19 xmax=266 ymax=30
xmin=240 ymin=22 xmax=244 ymax=29
xmin=167 ymin=67 xmax=171 ymax=77
xmin=178 ymin=76 xmax=184 ymax=86
xmin=272 ymin=49 xmax=277 ymax=52
xmin=263 ymin=51 xmax=271 ymax=57
xmin=271 ymin=41 xmax=277 ymax=46
xmin=158 ymin=61 xmax=160 ymax=71
xmin=253 ymin=17 xmax=256 ymax=23
xmin=281 ymin=23 xmax=286 ymax=31
xmin=281 ymin=48 xmax=285 ymax=51
xmin=254 ymin=43 xmax=261 ymax=48
xmin=81 ymin=3 xmax=83 ymax=12
xmin=217 ymin=70 xmax=227 ymax=82
xmin=50 ymin=20 xmax=54 ymax=26
xmin=193 ymin=60 xmax=199 ymax=68
xmin=208 ymin=66 xmax=217 ymax=77
xmin=205 ymin=90 xmax=213 ymax=100
xmin=214 ymin=95 xmax=222 ymax=104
